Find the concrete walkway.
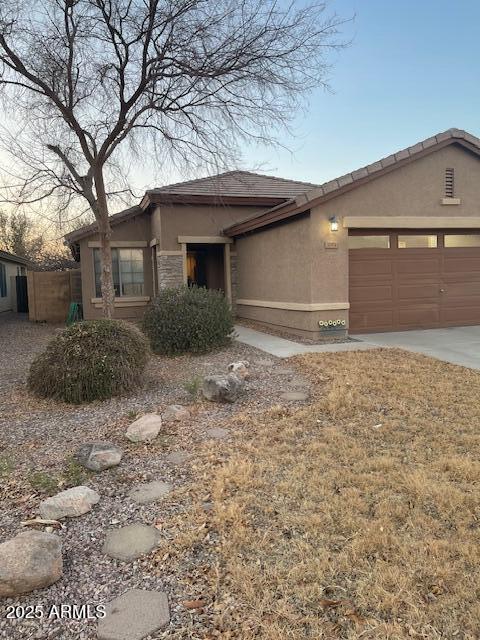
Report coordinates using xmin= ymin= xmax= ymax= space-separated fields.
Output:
xmin=234 ymin=325 xmax=375 ymax=358
xmin=356 ymin=325 xmax=480 ymax=370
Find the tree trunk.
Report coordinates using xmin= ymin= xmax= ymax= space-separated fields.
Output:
xmin=94 ymin=167 xmax=115 ymax=319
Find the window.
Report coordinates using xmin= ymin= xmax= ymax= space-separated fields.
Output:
xmin=444 ymin=234 xmax=480 ymax=248
xmin=94 ymin=248 xmax=144 ymax=297
xmin=398 ymin=235 xmax=437 ymax=249
xmin=0 ymin=263 xmax=6 ymax=297
xmin=445 ymin=168 xmax=455 ymax=198
xmin=348 ymin=235 xmax=390 ymax=249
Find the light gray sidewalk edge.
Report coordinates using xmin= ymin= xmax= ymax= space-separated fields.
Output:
xmin=234 ymin=324 xmax=377 ymax=358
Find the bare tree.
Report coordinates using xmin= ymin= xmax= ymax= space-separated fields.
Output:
xmin=0 ymin=210 xmax=44 ymax=260
xmin=0 ymin=0 xmax=344 ymax=317
xmin=0 ymin=209 xmax=78 ymax=268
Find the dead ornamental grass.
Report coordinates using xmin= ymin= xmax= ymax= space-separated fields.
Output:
xmin=166 ymin=349 xmax=480 ymax=639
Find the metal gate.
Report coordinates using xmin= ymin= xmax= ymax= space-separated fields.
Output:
xmin=15 ymin=275 xmax=28 ymax=313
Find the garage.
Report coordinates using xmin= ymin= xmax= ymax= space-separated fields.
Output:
xmin=349 ymin=230 xmax=480 ymax=333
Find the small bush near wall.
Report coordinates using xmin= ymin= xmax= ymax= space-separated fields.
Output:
xmin=143 ymin=285 xmax=234 ymax=355
xmin=28 ymin=320 xmax=149 ymax=403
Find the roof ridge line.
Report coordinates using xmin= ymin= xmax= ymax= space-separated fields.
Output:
xmin=148 ymin=169 xmax=319 ymax=194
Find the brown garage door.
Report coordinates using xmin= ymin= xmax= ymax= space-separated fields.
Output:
xmin=349 ymin=231 xmax=480 ymax=333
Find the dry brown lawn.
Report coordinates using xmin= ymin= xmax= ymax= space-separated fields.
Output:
xmin=162 ymin=349 xmax=480 ymax=639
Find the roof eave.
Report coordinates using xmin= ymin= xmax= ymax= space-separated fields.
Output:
xmin=64 ymin=205 xmax=144 ymax=245
xmin=0 ymin=251 xmax=30 ymax=266
xmin=224 ymin=198 xmax=305 ymax=236
xmin=144 ymin=192 xmax=288 ymax=207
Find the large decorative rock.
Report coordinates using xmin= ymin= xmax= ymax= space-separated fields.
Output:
xmin=76 ymin=442 xmax=123 ymax=471
xmin=103 ymin=524 xmax=161 ymax=561
xmin=166 ymin=450 xmax=190 ymax=465
xmin=162 ymin=404 xmax=190 ymax=423
xmin=0 ymin=531 xmax=62 ymax=597
xmin=126 ymin=414 xmax=162 ymax=442
xmin=128 ymin=481 xmax=172 ymax=505
xmin=39 ymin=486 xmax=100 ymax=520
xmin=202 ymin=373 xmax=244 ymax=403
xmin=227 ymin=360 xmax=250 ymax=379
xmin=97 ymin=589 xmax=170 ymax=640
xmin=206 ymin=427 xmax=229 ymax=440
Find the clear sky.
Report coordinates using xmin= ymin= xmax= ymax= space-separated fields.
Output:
xmin=233 ymin=0 xmax=480 ymax=186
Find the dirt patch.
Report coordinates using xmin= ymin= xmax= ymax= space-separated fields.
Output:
xmin=161 ymin=349 xmax=480 ymax=639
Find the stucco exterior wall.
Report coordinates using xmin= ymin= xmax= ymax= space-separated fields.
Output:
xmin=158 ymin=204 xmax=266 ymax=251
xmin=236 ymin=215 xmax=312 ymax=304
xmin=79 ymin=212 xmax=153 ymax=320
xmin=233 ymin=215 xmax=338 ymax=336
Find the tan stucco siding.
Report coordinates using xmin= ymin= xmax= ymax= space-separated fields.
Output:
xmin=159 ymin=204 xmax=266 ymax=251
xmin=235 ymin=215 xmax=312 ymax=305
xmin=150 ymin=205 xmax=162 ymax=245
xmin=79 ymin=213 xmax=153 ymax=320
xmin=323 ymin=144 xmax=480 ymax=219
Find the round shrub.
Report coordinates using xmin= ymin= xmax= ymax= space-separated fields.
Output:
xmin=28 ymin=319 xmax=149 ymax=404
xmin=142 ymin=285 xmax=234 ymax=355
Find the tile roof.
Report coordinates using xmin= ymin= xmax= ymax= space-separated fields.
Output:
xmin=65 ymin=172 xmax=318 ymax=244
xmin=64 ymin=205 xmax=143 ymax=244
xmin=147 ymin=170 xmax=318 ymax=199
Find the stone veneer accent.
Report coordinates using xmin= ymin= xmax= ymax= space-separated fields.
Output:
xmin=157 ymin=254 xmax=184 ymax=289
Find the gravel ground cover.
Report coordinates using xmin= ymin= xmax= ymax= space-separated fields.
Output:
xmin=0 ymin=313 xmax=310 ymax=639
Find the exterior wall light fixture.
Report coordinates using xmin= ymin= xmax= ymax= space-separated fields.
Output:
xmin=329 ymin=215 xmax=339 ymax=232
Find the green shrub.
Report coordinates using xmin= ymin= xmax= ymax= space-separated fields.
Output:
xmin=28 ymin=319 xmax=149 ymax=403
xmin=143 ymin=285 xmax=234 ymax=355
xmin=62 ymin=458 xmax=90 ymax=487
xmin=0 ymin=456 xmax=14 ymax=479
xmin=183 ymin=375 xmax=202 ymax=398
xmin=28 ymin=471 xmax=58 ymax=495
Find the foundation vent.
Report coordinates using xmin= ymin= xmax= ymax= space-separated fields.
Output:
xmin=445 ymin=168 xmax=455 ymax=198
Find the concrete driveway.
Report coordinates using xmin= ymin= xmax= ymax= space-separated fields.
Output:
xmin=356 ymin=325 xmax=480 ymax=370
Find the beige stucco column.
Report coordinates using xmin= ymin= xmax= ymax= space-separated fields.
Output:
xmin=181 ymin=243 xmax=188 ymax=284
xmin=224 ymin=243 xmax=232 ymax=304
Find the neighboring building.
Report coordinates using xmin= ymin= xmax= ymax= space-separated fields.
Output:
xmin=0 ymin=250 xmax=28 ymax=313
xmin=65 ymin=128 xmax=480 ymax=337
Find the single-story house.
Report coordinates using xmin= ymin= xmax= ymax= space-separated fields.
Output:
xmin=65 ymin=128 xmax=480 ymax=337
xmin=0 ymin=250 xmax=28 ymax=313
